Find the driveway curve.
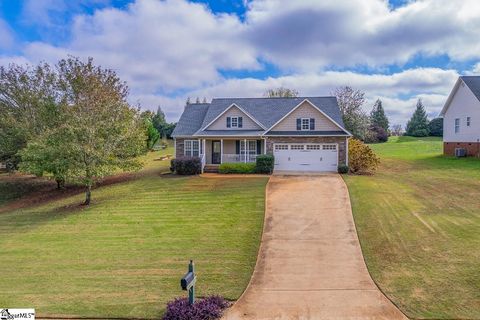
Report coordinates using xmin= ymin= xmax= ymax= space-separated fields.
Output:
xmin=223 ymin=174 xmax=407 ymax=320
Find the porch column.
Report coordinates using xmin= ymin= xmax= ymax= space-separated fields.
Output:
xmin=244 ymin=139 xmax=247 ymax=163
xmin=220 ymin=139 xmax=223 ymax=164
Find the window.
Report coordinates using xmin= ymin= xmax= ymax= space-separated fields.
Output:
xmin=291 ymin=144 xmax=305 ymax=150
xmin=184 ymin=140 xmax=200 ymax=157
xmin=467 ymin=117 xmax=471 ymax=127
xmin=301 ymin=118 xmax=310 ymax=130
xmin=322 ymin=144 xmax=337 ymax=150
xmin=306 ymin=144 xmax=321 ymax=150
xmin=455 ymin=118 xmax=460 ymax=133
xmin=275 ymin=144 xmax=288 ymax=150
xmin=231 ymin=117 xmax=238 ymax=128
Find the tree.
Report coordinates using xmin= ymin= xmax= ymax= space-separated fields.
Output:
xmin=348 ymin=139 xmax=380 ymax=174
xmin=0 ymin=62 xmax=60 ymax=169
xmin=152 ymin=106 xmax=176 ymax=139
xmin=406 ymin=99 xmax=429 ymax=137
xmin=20 ymin=57 xmax=147 ymax=205
xmin=264 ymin=87 xmax=299 ymax=97
xmin=333 ymin=86 xmax=369 ymax=140
xmin=142 ymin=111 xmax=160 ymax=150
xmin=428 ymin=117 xmax=443 ymax=137
xmin=370 ymin=99 xmax=389 ymax=132
xmin=392 ymin=124 xmax=403 ymax=136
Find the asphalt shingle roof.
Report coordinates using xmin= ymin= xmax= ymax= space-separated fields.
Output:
xmin=171 ymin=103 xmax=209 ymax=136
xmin=461 ymin=76 xmax=480 ymax=102
xmin=172 ymin=97 xmax=346 ymax=137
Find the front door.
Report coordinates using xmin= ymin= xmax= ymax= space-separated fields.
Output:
xmin=212 ymin=140 xmax=221 ymax=164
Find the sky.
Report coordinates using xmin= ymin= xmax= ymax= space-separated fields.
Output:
xmin=0 ymin=0 xmax=480 ymax=126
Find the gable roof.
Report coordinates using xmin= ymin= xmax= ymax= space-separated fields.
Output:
xmin=462 ymin=76 xmax=480 ymax=102
xmin=440 ymin=76 xmax=480 ymax=116
xmin=202 ymin=103 xmax=266 ymax=130
xmin=172 ymin=96 xmax=347 ymax=137
xmin=171 ymin=103 xmax=210 ymax=136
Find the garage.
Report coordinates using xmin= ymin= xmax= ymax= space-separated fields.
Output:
xmin=273 ymin=143 xmax=338 ymax=172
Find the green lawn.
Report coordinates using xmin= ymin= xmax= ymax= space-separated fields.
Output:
xmin=0 ymin=145 xmax=268 ymax=318
xmin=344 ymin=136 xmax=480 ymax=319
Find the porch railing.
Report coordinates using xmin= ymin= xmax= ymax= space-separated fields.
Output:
xmin=223 ymin=154 xmax=258 ymax=163
xmin=200 ymin=153 xmax=206 ymax=172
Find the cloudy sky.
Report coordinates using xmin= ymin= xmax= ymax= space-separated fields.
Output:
xmin=1 ymin=0 xmax=479 ymax=126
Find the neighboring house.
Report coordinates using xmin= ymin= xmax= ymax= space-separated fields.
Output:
xmin=440 ymin=76 xmax=480 ymax=157
xmin=172 ymin=97 xmax=351 ymax=173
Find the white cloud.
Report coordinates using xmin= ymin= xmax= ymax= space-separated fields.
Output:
xmin=0 ymin=19 xmax=14 ymax=50
xmin=2 ymin=0 xmax=476 ymax=125
xmin=244 ymin=0 xmax=480 ymax=70
xmin=184 ymin=67 xmax=458 ymax=125
xmin=22 ymin=0 xmax=259 ymax=94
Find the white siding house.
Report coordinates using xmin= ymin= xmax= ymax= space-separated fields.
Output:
xmin=440 ymin=76 xmax=480 ymax=156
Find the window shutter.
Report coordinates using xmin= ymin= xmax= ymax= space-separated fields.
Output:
xmin=310 ymin=118 xmax=315 ymax=130
xmin=256 ymin=140 xmax=261 ymax=154
xmin=226 ymin=117 xmax=231 ymax=128
xmin=238 ymin=117 xmax=243 ymax=128
xmin=235 ymin=140 xmax=240 ymax=154
xmin=296 ymin=118 xmax=301 ymax=130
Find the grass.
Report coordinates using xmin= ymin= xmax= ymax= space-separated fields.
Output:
xmin=0 ymin=144 xmax=268 ymax=319
xmin=344 ymin=136 xmax=480 ymax=319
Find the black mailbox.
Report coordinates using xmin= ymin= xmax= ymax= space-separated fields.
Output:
xmin=181 ymin=271 xmax=196 ymax=290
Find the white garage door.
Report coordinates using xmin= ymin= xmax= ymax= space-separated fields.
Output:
xmin=273 ymin=143 xmax=338 ymax=172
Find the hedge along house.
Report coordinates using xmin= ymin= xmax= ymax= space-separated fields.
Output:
xmin=440 ymin=76 xmax=480 ymax=157
xmin=171 ymin=97 xmax=351 ymax=173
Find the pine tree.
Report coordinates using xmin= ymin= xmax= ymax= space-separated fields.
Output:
xmin=406 ymin=99 xmax=429 ymax=137
xmin=370 ymin=99 xmax=389 ymax=131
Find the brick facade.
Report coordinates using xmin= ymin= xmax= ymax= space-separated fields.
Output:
xmin=265 ymin=136 xmax=348 ymax=165
xmin=444 ymin=142 xmax=480 ymax=157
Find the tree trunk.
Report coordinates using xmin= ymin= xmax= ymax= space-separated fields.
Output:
xmin=84 ymin=184 xmax=92 ymax=206
xmin=56 ymin=178 xmax=65 ymax=190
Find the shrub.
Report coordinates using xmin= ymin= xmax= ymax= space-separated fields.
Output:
xmin=170 ymin=157 xmax=201 ymax=175
xmin=364 ymin=125 xmax=388 ymax=143
xmin=219 ymin=162 xmax=256 ymax=174
xmin=348 ymin=139 xmax=380 ymax=174
xmin=337 ymin=164 xmax=349 ymax=174
xmin=163 ymin=296 xmax=230 ymax=320
xmin=255 ymin=154 xmax=274 ymax=174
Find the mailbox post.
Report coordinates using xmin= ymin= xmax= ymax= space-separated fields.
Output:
xmin=180 ymin=260 xmax=196 ymax=305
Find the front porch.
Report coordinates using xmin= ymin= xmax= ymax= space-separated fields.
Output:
xmin=199 ymin=138 xmax=265 ymax=166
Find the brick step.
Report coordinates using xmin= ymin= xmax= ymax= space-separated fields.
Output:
xmin=203 ymin=165 xmax=219 ymax=173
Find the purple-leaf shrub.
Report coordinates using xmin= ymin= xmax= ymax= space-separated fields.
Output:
xmin=163 ymin=296 xmax=230 ymax=320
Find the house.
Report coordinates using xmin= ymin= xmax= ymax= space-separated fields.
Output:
xmin=440 ymin=76 xmax=480 ymax=157
xmin=171 ymin=97 xmax=351 ymax=173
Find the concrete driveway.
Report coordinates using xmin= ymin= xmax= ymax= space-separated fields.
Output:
xmin=223 ymin=175 xmax=407 ymax=320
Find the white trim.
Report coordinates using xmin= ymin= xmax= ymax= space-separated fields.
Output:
xmin=201 ymin=103 xmax=267 ymax=131
xmin=300 ymin=117 xmax=311 ymax=131
xmin=346 ymin=137 xmax=349 ymax=166
xmin=220 ymin=139 xmax=223 ymax=163
xmin=440 ymin=77 xmax=464 ymax=116
xmin=264 ymin=99 xmax=352 ymax=136
xmin=184 ymin=139 xmax=200 ymax=157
